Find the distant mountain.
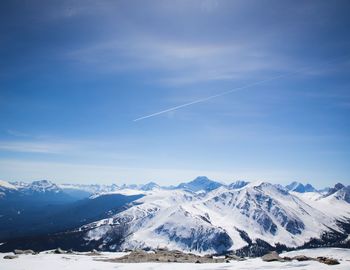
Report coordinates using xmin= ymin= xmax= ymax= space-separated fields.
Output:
xmin=0 ymin=180 xmax=17 ymax=190
xmin=322 ymin=183 xmax=349 ymax=203
xmin=325 ymin=183 xmax=345 ymax=196
xmin=331 ymin=185 xmax=350 ymax=203
xmin=140 ymin=182 xmax=159 ymax=191
xmin=285 ymin=181 xmax=316 ymax=193
xmin=228 ymin=180 xmax=249 ymax=189
xmin=59 ymin=183 xmax=119 ymax=195
xmin=318 ymin=187 xmax=331 ymax=194
xmin=0 ymin=180 xmax=18 ymax=198
xmin=176 ymin=176 xmax=223 ymax=192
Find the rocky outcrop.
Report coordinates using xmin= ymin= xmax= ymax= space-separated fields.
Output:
xmin=97 ymin=249 xmax=228 ymax=263
xmin=261 ymin=251 xmax=340 ymax=266
xmin=261 ymin=251 xmax=284 ymax=262
xmin=316 ymin=256 xmax=340 ymax=265
xmin=3 ymin=255 xmax=18 ymax=259
xmin=14 ymin=249 xmax=35 ymax=255
xmin=53 ymin=248 xmax=66 ymax=254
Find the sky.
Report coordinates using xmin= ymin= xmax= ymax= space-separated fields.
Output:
xmin=0 ymin=0 xmax=350 ymax=187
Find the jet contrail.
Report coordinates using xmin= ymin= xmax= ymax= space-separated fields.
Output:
xmin=133 ymin=56 xmax=346 ymax=122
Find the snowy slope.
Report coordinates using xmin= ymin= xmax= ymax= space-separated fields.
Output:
xmin=0 ymin=180 xmax=17 ymax=190
xmin=82 ymin=189 xmax=232 ymax=253
xmin=197 ymin=182 xmax=335 ymax=248
xmin=292 ymin=184 xmax=350 ymax=219
xmin=0 ymin=180 xmax=18 ymax=198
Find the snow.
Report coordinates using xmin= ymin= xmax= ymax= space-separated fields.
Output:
xmin=293 ymin=190 xmax=350 ymax=218
xmin=1 ymin=248 xmax=349 ymax=270
xmin=60 ymin=183 xmax=120 ymax=194
xmin=90 ymin=189 xmax=146 ymax=198
xmin=0 ymin=180 xmax=17 ymax=190
xmin=11 ymin=180 xmax=61 ymax=193
xmin=196 ymin=182 xmax=334 ymax=248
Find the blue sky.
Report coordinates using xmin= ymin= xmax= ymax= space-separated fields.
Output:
xmin=0 ymin=0 xmax=349 ymax=187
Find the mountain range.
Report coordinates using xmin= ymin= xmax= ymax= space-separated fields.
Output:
xmin=0 ymin=177 xmax=349 ymax=256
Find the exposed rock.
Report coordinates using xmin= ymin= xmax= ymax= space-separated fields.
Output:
xmin=86 ymin=249 xmax=101 ymax=256
xmin=291 ymin=255 xmax=314 ymax=261
xmin=279 ymin=254 xmax=340 ymax=265
xmin=54 ymin=248 xmax=66 ymax=254
xmin=225 ymin=254 xmax=246 ymax=261
xmin=261 ymin=251 xmax=283 ymax=262
xmin=3 ymin=255 xmax=18 ymax=259
xmin=317 ymin=256 xmax=340 ymax=265
xmin=96 ymin=249 xmax=226 ymax=263
xmin=14 ymin=249 xmax=35 ymax=255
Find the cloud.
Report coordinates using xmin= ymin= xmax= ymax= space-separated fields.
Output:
xmin=6 ymin=129 xmax=31 ymax=137
xmin=0 ymin=137 xmax=144 ymax=163
xmin=0 ymin=141 xmax=71 ymax=154
xmin=66 ymin=34 xmax=293 ymax=85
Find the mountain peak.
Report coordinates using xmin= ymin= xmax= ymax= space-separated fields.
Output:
xmin=334 ymin=183 xmax=345 ymax=190
xmin=140 ymin=182 xmax=159 ymax=191
xmin=177 ymin=176 xmax=222 ymax=192
xmin=286 ymin=182 xmax=316 ymax=193
xmin=325 ymin=182 xmax=345 ymax=196
xmin=18 ymin=180 xmax=62 ymax=194
xmin=228 ymin=180 xmax=249 ymax=189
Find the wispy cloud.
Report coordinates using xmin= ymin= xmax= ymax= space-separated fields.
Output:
xmin=133 ymin=54 xmax=348 ymax=121
xmin=6 ymin=129 xmax=31 ymax=138
xmin=0 ymin=141 xmax=70 ymax=154
xmin=66 ymin=35 xmax=292 ymax=85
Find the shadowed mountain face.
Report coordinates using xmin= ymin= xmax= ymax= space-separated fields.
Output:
xmin=0 ymin=180 xmax=144 ymax=241
xmin=285 ymin=182 xmax=316 ymax=193
xmin=326 ymin=183 xmax=345 ymax=196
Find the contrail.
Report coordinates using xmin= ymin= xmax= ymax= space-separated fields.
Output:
xmin=133 ymin=56 xmax=346 ymax=122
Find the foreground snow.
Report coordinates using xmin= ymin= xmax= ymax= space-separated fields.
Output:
xmin=1 ymin=248 xmax=349 ymax=270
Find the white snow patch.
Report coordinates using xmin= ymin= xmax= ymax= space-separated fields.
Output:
xmin=0 ymin=180 xmax=17 ymax=190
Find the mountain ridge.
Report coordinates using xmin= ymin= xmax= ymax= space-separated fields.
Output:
xmin=0 ymin=178 xmax=349 ymax=255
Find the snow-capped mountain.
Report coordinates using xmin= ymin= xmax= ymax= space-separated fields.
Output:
xmin=59 ymin=183 xmax=120 ymax=194
xmin=8 ymin=180 xmax=65 ymax=195
xmin=325 ymin=183 xmax=345 ymax=196
xmin=0 ymin=180 xmax=17 ymax=198
xmin=285 ymin=182 xmax=316 ymax=193
xmin=228 ymin=180 xmax=249 ymax=189
xmin=175 ymin=176 xmax=223 ymax=193
xmin=140 ymin=182 xmax=160 ymax=191
xmin=1 ymin=179 xmax=65 ymax=198
xmin=0 ymin=180 xmax=17 ymax=190
xmin=76 ymin=181 xmax=350 ymax=254
xmin=0 ymin=178 xmax=349 ymax=255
